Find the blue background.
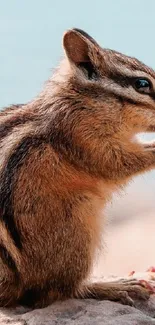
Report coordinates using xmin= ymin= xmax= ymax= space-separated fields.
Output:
xmin=0 ymin=0 xmax=155 ymax=107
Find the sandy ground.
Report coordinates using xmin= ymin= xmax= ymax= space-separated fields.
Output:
xmin=92 ymin=175 xmax=155 ymax=277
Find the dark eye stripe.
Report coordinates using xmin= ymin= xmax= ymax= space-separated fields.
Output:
xmin=109 ymin=73 xmax=131 ymax=87
xmin=150 ymin=92 xmax=155 ymax=100
xmin=110 ymin=73 xmax=154 ymax=96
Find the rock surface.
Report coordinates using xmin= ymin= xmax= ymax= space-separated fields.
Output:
xmin=1 ymin=298 xmax=155 ymax=325
xmin=1 ymin=272 xmax=155 ymax=325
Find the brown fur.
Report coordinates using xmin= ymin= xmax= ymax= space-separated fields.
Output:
xmin=0 ymin=28 xmax=155 ymax=307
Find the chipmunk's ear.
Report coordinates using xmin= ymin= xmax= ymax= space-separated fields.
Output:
xmin=63 ymin=28 xmax=98 ymax=79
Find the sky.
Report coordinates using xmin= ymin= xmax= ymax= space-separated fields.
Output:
xmin=0 ymin=0 xmax=155 ymax=180
xmin=0 ymin=0 xmax=155 ymax=107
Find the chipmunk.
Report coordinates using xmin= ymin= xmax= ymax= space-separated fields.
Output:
xmin=0 ymin=28 xmax=155 ymax=308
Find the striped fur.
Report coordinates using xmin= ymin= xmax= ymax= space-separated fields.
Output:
xmin=0 ymin=28 xmax=155 ymax=307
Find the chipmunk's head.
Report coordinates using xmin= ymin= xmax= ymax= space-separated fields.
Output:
xmin=62 ymin=28 xmax=155 ymax=139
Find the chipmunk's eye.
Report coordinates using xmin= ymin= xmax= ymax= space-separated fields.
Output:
xmin=133 ymin=78 xmax=152 ymax=94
